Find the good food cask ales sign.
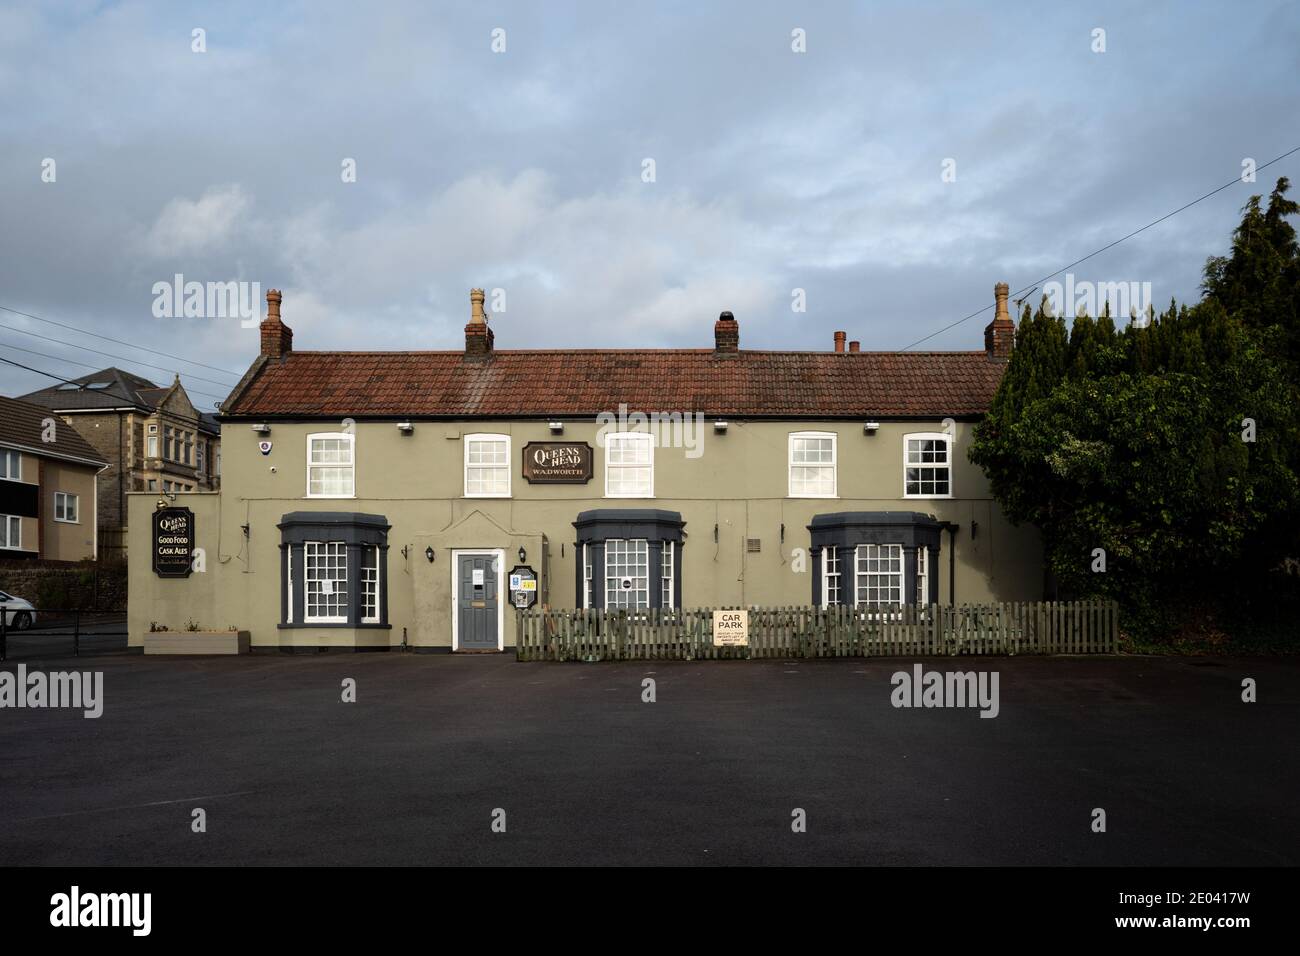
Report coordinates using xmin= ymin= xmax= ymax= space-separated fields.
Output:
xmin=152 ymin=507 xmax=195 ymax=578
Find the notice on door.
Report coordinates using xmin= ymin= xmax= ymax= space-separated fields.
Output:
xmin=712 ymin=609 xmax=749 ymax=646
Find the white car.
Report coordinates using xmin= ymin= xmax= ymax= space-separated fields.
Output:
xmin=0 ymin=591 xmax=37 ymax=630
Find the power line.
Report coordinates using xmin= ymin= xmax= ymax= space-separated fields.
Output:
xmin=1 ymin=354 xmax=224 ymax=416
xmin=1 ymin=353 xmax=228 ymax=410
xmin=0 ymin=339 xmax=229 ymax=405
xmin=0 ymin=355 xmax=163 ymax=411
xmin=901 ymin=144 xmax=1300 ymax=351
xmin=0 ymin=303 xmax=244 ymax=378
xmin=0 ymin=319 xmax=238 ymax=389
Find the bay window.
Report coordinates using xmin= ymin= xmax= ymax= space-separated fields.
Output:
xmin=574 ymin=509 xmax=683 ymax=610
xmin=809 ymin=512 xmax=943 ymax=609
xmin=278 ymin=512 xmax=389 ymax=629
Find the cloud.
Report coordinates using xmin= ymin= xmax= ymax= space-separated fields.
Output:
xmin=143 ymin=184 xmax=251 ymax=257
xmin=0 ymin=0 xmax=1297 ymax=404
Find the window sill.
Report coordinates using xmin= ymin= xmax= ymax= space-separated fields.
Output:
xmin=464 ymin=493 xmax=512 ymax=499
xmin=53 ymin=518 xmax=79 ymax=525
xmin=278 ymin=622 xmax=391 ymax=630
xmin=304 ymin=494 xmax=357 ymax=500
xmin=902 ymin=494 xmax=954 ymax=500
xmin=788 ymin=494 xmax=839 ymax=500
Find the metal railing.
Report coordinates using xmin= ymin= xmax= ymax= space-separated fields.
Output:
xmin=0 ymin=608 xmax=128 ymax=661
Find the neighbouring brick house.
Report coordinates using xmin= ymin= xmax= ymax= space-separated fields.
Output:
xmin=0 ymin=396 xmax=106 ymax=562
xmin=20 ymin=368 xmax=220 ymax=559
xmin=127 ymin=283 xmax=1040 ymax=652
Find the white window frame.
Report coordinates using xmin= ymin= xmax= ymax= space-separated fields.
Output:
xmin=582 ymin=543 xmax=593 ymax=609
xmin=603 ymin=432 xmax=654 ymax=499
xmin=361 ymin=545 xmax=381 ymax=624
xmin=821 ymin=546 xmax=841 ymax=608
xmin=1 ymin=450 xmax=22 ymax=481
xmin=303 ymin=540 xmax=349 ymax=623
xmin=306 ymin=432 xmax=356 ymax=499
xmin=463 ymin=433 xmax=511 ymax=498
xmin=54 ymin=492 xmax=79 ymax=523
xmin=1 ymin=514 xmax=20 ymax=550
xmin=903 ymin=431 xmax=954 ymax=499
xmin=917 ymin=545 xmax=929 ymax=606
xmin=855 ymin=543 xmax=904 ymax=607
xmin=286 ymin=547 xmax=294 ymax=624
xmin=604 ymin=538 xmax=650 ymax=609
xmin=661 ymin=541 xmax=674 ymax=609
xmin=788 ymin=431 xmax=838 ymax=498
xmin=146 ymin=435 xmax=158 ymax=458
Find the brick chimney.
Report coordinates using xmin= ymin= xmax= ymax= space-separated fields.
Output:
xmin=833 ymin=331 xmax=846 ymax=353
xmin=465 ymin=288 xmax=494 ymax=357
xmin=848 ymin=340 xmax=860 ymax=353
xmin=714 ymin=310 xmax=739 ymax=353
xmin=984 ymin=282 xmax=1016 ymax=361
xmin=260 ymin=289 xmax=293 ymax=359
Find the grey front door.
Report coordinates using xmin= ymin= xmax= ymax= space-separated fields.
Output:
xmin=456 ymin=553 xmax=499 ymax=650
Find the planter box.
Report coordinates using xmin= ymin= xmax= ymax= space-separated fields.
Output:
xmin=144 ymin=630 xmax=250 ymax=655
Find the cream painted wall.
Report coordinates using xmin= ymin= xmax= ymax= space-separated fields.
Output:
xmin=42 ymin=460 xmax=98 ymax=560
xmin=127 ymin=418 xmax=1042 ymax=650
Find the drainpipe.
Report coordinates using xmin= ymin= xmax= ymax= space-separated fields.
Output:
xmin=940 ymin=522 xmax=959 ymax=605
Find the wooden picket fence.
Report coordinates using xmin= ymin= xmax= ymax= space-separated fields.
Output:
xmin=515 ymin=601 xmax=1119 ymax=661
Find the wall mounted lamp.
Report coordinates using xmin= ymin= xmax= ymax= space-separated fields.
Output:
xmin=396 ymin=422 xmax=414 ymax=433
xmin=863 ymin=421 xmax=880 ymax=433
xmin=548 ymin=421 xmax=564 ymax=433
xmin=251 ymin=423 xmax=271 ymax=434
xmin=713 ymin=421 xmax=729 ymax=432
xmin=425 ymin=546 xmax=435 ymax=562
xmin=518 ymin=546 xmax=527 ymax=563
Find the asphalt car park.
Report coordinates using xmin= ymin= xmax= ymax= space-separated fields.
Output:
xmin=0 ymin=651 xmax=1296 ymax=865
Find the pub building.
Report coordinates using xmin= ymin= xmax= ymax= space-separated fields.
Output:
xmin=127 ymin=286 xmax=1040 ymax=652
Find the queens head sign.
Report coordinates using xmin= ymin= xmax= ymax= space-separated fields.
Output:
xmin=152 ymin=507 xmax=194 ymax=578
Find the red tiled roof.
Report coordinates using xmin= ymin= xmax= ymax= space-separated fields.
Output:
xmin=222 ymin=349 xmax=1006 ymax=419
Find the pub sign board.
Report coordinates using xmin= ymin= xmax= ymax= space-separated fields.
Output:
xmin=152 ymin=507 xmax=195 ymax=578
xmin=509 ymin=565 xmax=538 ymax=609
xmin=522 ymin=442 xmax=593 ymax=484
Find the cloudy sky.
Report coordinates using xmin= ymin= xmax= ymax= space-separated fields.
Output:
xmin=1 ymin=0 xmax=1297 ymax=412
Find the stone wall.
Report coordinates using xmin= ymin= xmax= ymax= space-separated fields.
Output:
xmin=0 ymin=558 xmax=127 ymax=611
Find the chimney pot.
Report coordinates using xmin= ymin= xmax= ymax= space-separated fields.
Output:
xmin=465 ymin=288 xmax=494 ymax=356
xmin=848 ymin=340 xmax=860 ymax=353
xmin=259 ymin=288 xmax=293 ymax=360
xmin=984 ymin=281 xmax=1016 ymax=361
xmin=834 ymin=331 xmax=846 ymax=353
xmin=714 ymin=310 xmax=739 ymax=353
